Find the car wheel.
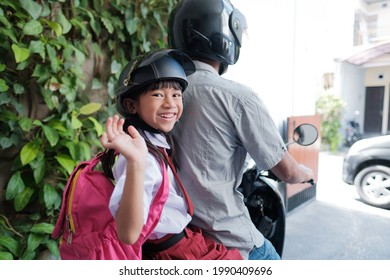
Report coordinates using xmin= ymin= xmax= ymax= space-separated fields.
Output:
xmin=354 ymin=165 xmax=390 ymax=209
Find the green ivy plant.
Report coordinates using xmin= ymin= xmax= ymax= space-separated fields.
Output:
xmin=315 ymin=89 xmax=345 ymax=152
xmin=0 ymin=0 xmax=177 ymax=260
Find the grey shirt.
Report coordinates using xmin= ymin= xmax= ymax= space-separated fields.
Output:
xmin=173 ymin=61 xmax=286 ymax=259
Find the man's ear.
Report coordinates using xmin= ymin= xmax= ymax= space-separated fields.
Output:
xmin=123 ymin=98 xmax=137 ymax=114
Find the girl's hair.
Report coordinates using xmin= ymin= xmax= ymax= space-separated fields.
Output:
xmin=102 ymin=80 xmax=182 ymax=180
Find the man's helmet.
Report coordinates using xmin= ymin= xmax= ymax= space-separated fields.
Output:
xmin=168 ymin=0 xmax=247 ymax=74
xmin=116 ymin=49 xmax=195 ymax=117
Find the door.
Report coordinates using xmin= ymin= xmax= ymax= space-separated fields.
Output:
xmin=388 ymin=85 xmax=390 ymax=133
xmin=285 ymin=115 xmax=321 ymax=212
xmin=364 ymin=86 xmax=384 ymax=134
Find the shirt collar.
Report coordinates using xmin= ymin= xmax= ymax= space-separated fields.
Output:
xmin=193 ymin=60 xmax=218 ymax=74
xmin=144 ymin=131 xmax=170 ymax=150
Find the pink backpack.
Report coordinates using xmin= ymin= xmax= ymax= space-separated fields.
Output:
xmin=51 ymin=152 xmax=169 ymax=260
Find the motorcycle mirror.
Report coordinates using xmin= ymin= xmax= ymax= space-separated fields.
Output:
xmin=292 ymin=124 xmax=318 ymax=146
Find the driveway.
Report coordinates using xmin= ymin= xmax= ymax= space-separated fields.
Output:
xmin=282 ymin=151 xmax=390 ymax=260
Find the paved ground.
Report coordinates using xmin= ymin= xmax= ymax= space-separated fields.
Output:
xmin=282 ymin=151 xmax=390 ymax=260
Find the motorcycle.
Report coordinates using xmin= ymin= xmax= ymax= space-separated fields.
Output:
xmin=238 ymin=123 xmax=319 ymax=257
xmin=344 ymin=119 xmax=362 ymax=147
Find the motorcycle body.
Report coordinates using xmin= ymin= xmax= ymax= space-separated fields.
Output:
xmin=238 ymin=124 xmax=318 ymax=257
xmin=238 ymin=167 xmax=286 ymax=256
xmin=345 ymin=119 xmax=362 ymax=147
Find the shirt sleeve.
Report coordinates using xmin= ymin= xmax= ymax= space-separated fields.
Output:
xmin=236 ymin=92 xmax=286 ymax=170
xmin=108 ymin=154 xmax=162 ymax=224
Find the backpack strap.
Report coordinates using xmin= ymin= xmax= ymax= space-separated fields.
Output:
xmin=131 ymin=158 xmax=170 ymax=246
xmin=158 ymin=147 xmax=194 ymax=216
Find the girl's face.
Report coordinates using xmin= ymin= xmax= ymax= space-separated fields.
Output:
xmin=124 ymin=87 xmax=183 ymax=133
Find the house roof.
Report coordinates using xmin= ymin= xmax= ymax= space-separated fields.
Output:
xmin=339 ymin=40 xmax=390 ymax=67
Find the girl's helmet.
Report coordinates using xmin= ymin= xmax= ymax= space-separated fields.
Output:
xmin=115 ymin=49 xmax=195 ymax=117
xmin=168 ymin=0 xmax=247 ymax=74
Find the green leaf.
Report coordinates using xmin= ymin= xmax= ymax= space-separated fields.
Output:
xmin=55 ymin=154 xmax=75 ymax=175
xmin=32 ymin=119 xmax=43 ymax=126
xmin=72 ymin=46 xmax=86 ymax=64
xmin=64 ymin=141 xmax=77 ymax=160
xmin=29 ymin=40 xmax=45 ymax=60
xmin=71 ymin=115 xmax=82 ymax=129
xmin=0 ymin=252 xmax=13 ymax=260
xmin=0 ymin=13 xmax=11 ymax=29
xmin=46 ymin=44 xmax=59 ymax=73
xmin=45 ymin=239 xmax=59 ymax=259
xmin=86 ymin=10 xmax=100 ymax=35
xmin=111 ymin=60 xmax=122 ymax=74
xmin=140 ymin=3 xmax=148 ymax=18
xmin=92 ymin=78 xmax=102 ymax=90
xmin=11 ymin=44 xmax=30 ymax=63
xmin=0 ymin=27 xmax=17 ymax=43
xmin=0 ymin=79 xmax=9 ymax=92
xmin=20 ymin=141 xmax=40 ymax=165
xmin=88 ymin=116 xmax=103 ymax=136
xmin=126 ymin=17 xmax=140 ymax=35
xmin=79 ymin=141 xmax=91 ymax=160
xmin=26 ymin=233 xmax=44 ymax=252
xmin=79 ymin=102 xmax=102 ymax=115
xmin=20 ymin=0 xmax=43 ymax=20
xmin=30 ymin=157 xmax=45 ymax=184
xmin=5 ymin=172 xmax=25 ymax=200
xmin=23 ymin=20 xmax=43 ymax=36
xmin=58 ymin=12 xmax=72 ymax=34
xmin=0 ymin=236 xmax=19 ymax=256
xmin=46 ymin=20 xmax=62 ymax=37
xmin=42 ymin=125 xmax=59 ymax=147
xmin=0 ymin=137 xmax=13 ymax=149
xmin=18 ymin=117 xmax=33 ymax=131
xmin=30 ymin=223 xmax=54 ymax=234
xmin=13 ymin=83 xmax=25 ymax=94
xmin=14 ymin=187 xmax=34 ymax=211
xmin=43 ymin=184 xmax=61 ymax=209
xmin=48 ymin=120 xmax=67 ymax=133
xmin=101 ymin=17 xmax=114 ymax=34
xmin=20 ymin=250 xmax=35 ymax=260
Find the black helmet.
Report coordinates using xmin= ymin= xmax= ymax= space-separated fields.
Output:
xmin=168 ymin=0 xmax=247 ymax=74
xmin=116 ymin=49 xmax=195 ymax=117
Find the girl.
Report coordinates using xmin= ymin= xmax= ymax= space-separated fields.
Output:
xmin=100 ymin=49 xmax=242 ymax=260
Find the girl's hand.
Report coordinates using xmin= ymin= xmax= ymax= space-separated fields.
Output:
xmin=100 ymin=115 xmax=148 ymax=164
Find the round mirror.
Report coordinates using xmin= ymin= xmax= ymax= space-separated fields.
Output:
xmin=293 ymin=124 xmax=318 ymax=146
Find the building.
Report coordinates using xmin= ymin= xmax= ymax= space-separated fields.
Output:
xmin=335 ymin=0 xmax=390 ymax=137
xmin=225 ymin=0 xmax=390 ymax=211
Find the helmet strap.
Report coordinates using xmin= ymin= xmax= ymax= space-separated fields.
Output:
xmin=124 ymin=114 xmax=160 ymax=134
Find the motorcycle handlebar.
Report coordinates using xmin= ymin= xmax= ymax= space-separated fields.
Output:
xmin=263 ymin=170 xmax=315 ymax=186
xmin=304 ymin=178 xmax=315 ymax=186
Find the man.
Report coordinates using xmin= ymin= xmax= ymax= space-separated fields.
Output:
xmin=168 ymin=0 xmax=314 ymax=260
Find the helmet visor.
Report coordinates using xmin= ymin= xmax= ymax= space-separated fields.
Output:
xmin=230 ymin=8 xmax=248 ymax=47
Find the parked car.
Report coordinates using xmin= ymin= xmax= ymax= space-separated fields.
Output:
xmin=342 ymin=135 xmax=390 ymax=209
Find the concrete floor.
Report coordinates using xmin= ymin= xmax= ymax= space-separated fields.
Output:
xmin=282 ymin=151 xmax=390 ymax=260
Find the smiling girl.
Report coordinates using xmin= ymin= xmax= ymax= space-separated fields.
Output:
xmin=100 ymin=49 xmax=242 ymax=260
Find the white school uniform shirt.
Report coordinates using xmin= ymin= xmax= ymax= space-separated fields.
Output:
xmin=108 ymin=131 xmax=192 ymax=240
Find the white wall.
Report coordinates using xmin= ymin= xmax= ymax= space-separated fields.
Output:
xmin=227 ymin=0 xmax=296 ymax=128
xmin=226 ymin=0 xmax=356 ymax=128
xmin=336 ymin=62 xmax=365 ymax=126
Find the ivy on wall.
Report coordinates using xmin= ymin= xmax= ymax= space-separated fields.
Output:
xmin=0 ymin=0 xmax=177 ymax=260
xmin=316 ymin=90 xmax=345 ymax=152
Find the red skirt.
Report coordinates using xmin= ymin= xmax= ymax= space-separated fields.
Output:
xmin=143 ymin=226 xmax=242 ymax=260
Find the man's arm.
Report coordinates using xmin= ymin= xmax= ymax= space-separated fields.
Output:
xmin=270 ymin=151 xmax=314 ymax=184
